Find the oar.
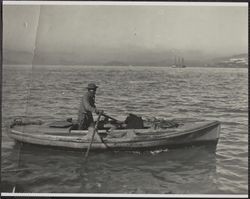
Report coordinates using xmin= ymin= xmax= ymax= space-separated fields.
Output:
xmin=84 ymin=112 xmax=103 ymax=160
xmin=101 ymin=112 xmax=122 ymax=123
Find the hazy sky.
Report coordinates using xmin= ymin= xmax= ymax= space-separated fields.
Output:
xmin=3 ymin=3 xmax=248 ymax=65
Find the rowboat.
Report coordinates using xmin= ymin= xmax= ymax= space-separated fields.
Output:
xmin=7 ymin=117 xmax=221 ymax=151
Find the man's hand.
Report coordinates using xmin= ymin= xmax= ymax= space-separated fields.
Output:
xmin=95 ymin=109 xmax=104 ymax=115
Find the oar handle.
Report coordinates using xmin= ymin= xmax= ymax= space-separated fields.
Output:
xmin=84 ymin=112 xmax=102 ymax=160
xmin=94 ymin=112 xmax=103 ymax=129
xmin=101 ymin=113 xmax=121 ymax=123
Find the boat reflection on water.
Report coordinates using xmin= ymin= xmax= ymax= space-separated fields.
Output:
xmin=1 ymin=142 xmax=218 ymax=194
xmin=78 ymin=145 xmax=218 ymax=194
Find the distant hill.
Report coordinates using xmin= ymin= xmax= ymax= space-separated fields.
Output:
xmin=104 ymin=61 xmax=127 ymax=66
xmin=206 ymin=53 xmax=248 ymax=68
xmin=3 ymin=48 xmax=248 ymax=68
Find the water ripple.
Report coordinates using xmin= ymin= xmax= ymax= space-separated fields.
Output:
xmin=1 ymin=65 xmax=248 ymax=194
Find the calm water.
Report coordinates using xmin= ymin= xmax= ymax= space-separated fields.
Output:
xmin=1 ymin=65 xmax=248 ymax=194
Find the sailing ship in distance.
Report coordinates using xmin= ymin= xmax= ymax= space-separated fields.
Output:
xmin=171 ymin=56 xmax=187 ymax=68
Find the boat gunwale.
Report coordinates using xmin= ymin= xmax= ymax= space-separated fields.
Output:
xmin=9 ymin=120 xmax=220 ymax=144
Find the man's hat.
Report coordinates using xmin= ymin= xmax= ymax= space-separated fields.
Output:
xmin=87 ymin=83 xmax=98 ymax=90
